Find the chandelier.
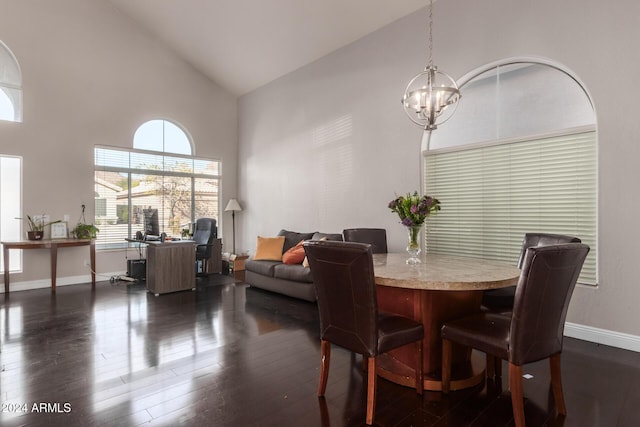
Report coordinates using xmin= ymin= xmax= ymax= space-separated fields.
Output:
xmin=401 ymin=0 xmax=461 ymax=130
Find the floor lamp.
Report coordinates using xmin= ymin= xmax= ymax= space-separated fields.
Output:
xmin=224 ymin=198 xmax=242 ymax=254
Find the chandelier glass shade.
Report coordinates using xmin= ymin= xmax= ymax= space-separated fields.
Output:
xmin=401 ymin=0 xmax=460 ymax=130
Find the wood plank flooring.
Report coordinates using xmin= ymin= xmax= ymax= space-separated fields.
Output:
xmin=1 ymin=275 xmax=639 ymax=426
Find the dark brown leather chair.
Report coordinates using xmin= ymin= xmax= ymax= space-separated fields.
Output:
xmin=482 ymin=233 xmax=581 ymax=312
xmin=441 ymin=243 xmax=590 ymax=427
xmin=303 ymin=240 xmax=424 ymax=425
xmin=342 ymin=228 xmax=388 ymax=253
xmin=193 ymin=218 xmax=217 ymax=275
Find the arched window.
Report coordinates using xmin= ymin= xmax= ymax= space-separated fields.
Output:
xmin=0 ymin=40 xmax=23 ymax=122
xmin=423 ymin=60 xmax=597 ymax=284
xmin=133 ymin=119 xmax=192 ymax=155
xmin=94 ymin=120 xmax=220 ymax=249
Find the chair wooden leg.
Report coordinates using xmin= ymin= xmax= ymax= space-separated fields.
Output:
xmin=509 ymin=363 xmax=526 ymax=427
xmin=366 ymin=357 xmax=377 ymax=425
xmin=487 ymin=354 xmax=502 ymax=379
xmin=550 ymin=353 xmax=567 ymax=415
xmin=487 ymin=354 xmax=495 ymax=379
xmin=415 ymin=340 xmax=423 ymax=395
xmin=441 ymin=339 xmax=452 ymax=393
xmin=318 ymin=340 xmax=331 ymax=396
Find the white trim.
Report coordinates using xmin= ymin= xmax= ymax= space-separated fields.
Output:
xmin=0 ymin=271 xmax=127 ymax=293
xmin=565 ymin=322 xmax=640 ymax=353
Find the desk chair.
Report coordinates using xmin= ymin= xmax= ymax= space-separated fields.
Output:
xmin=342 ymin=228 xmax=388 ymax=253
xmin=482 ymin=233 xmax=581 ymax=312
xmin=193 ymin=218 xmax=217 ymax=276
xmin=303 ymin=240 xmax=424 ymax=425
xmin=441 ymin=243 xmax=589 ymax=427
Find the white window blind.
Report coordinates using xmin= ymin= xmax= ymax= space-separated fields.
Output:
xmin=94 ymin=146 xmax=221 ymax=250
xmin=424 ymin=130 xmax=597 ymax=285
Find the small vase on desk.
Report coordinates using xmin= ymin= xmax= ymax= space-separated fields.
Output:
xmin=406 ymin=225 xmax=422 ymax=265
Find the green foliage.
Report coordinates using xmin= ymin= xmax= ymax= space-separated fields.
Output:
xmin=22 ymin=215 xmax=62 ymax=231
xmin=72 ymin=223 xmax=99 ymax=239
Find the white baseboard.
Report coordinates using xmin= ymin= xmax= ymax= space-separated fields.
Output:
xmin=565 ymin=322 xmax=640 ymax=353
xmin=1 ymin=271 xmax=127 ymax=293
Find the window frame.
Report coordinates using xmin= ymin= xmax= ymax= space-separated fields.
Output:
xmin=0 ymin=39 xmax=23 ymax=123
xmin=422 ymin=59 xmax=597 ymax=285
xmin=0 ymin=154 xmax=23 ymax=273
xmin=94 ymin=145 xmax=221 ymax=250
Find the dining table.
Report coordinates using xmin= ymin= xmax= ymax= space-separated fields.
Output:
xmin=373 ymin=252 xmax=521 ymax=391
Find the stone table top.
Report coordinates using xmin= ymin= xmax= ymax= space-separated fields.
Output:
xmin=373 ymin=253 xmax=521 ymax=291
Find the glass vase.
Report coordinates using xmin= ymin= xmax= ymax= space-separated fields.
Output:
xmin=406 ymin=225 xmax=422 ymax=265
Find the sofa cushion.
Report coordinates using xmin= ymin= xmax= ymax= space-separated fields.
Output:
xmin=278 ymin=229 xmax=315 ymax=253
xmin=282 ymin=240 xmax=306 ymax=264
xmin=245 ymin=259 xmax=280 ymax=277
xmin=254 ymin=236 xmax=286 ymax=261
xmin=312 ymin=232 xmax=343 ymax=242
xmin=273 ymin=264 xmax=314 ymax=283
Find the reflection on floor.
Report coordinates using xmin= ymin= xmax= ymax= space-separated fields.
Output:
xmin=1 ymin=275 xmax=639 ymax=426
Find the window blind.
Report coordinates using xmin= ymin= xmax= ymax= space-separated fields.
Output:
xmin=424 ymin=130 xmax=597 ymax=285
xmin=94 ymin=146 xmax=221 ymax=250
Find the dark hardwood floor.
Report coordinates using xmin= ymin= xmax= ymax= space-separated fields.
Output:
xmin=1 ymin=275 xmax=639 ymax=426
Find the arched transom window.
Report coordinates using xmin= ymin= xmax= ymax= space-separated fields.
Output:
xmin=94 ymin=119 xmax=220 ymax=249
xmin=0 ymin=40 xmax=23 ymax=123
xmin=423 ymin=60 xmax=597 ymax=284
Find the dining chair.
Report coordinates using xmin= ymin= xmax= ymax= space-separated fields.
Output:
xmin=441 ymin=243 xmax=590 ymax=427
xmin=193 ymin=218 xmax=217 ymax=276
xmin=481 ymin=233 xmax=581 ymax=312
xmin=342 ymin=228 xmax=388 ymax=253
xmin=303 ymin=240 xmax=424 ymax=425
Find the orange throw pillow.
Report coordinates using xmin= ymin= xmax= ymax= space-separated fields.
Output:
xmin=282 ymin=240 xmax=306 ymax=265
xmin=254 ymin=236 xmax=286 ymax=261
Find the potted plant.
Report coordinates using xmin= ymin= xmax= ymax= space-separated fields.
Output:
xmin=71 ymin=223 xmax=99 ymax=239
xmin=22 ymin=215 xmax=62 ymax=240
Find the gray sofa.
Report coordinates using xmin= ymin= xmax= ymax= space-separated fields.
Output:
xmin=244 ymin=229 xmax=343 ymax=301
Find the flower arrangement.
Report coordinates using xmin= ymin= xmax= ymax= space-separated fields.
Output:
xmin=388 ymin=191 xmax=441 ymax=227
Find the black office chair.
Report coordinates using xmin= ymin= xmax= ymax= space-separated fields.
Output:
xmin=303 ymin=240 xmax=424 ymax=425
xmin=193 ymin=218 xmax=217 ymax=276
xmin=482 ymin=233 xmax=581 ymax=312
xmin=442 ymin=243 xmax=590 ymax=427
xmin=342 ymin=228 xmax=388 ymax=253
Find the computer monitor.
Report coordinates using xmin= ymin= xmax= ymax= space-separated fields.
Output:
xmin=143 ymin=208 xmax=160 ymax=236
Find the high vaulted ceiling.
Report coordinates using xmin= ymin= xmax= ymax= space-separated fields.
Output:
xmin=107 ymin=0 xmax=429 ymax=96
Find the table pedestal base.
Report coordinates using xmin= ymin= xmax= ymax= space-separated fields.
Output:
xmin=376 ymin=351 xmax=486 ymax=391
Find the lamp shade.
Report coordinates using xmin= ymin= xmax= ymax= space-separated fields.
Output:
xmin=225 ymin=198 xmax=242 ymax=212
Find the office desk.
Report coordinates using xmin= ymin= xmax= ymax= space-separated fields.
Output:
xmin=2 ymin=239 xmax=95 ymax=294
xmin=373 ymin=253 xmax=520 ymax=391
xmin=146 ymin=241 xmax=196 ymax=296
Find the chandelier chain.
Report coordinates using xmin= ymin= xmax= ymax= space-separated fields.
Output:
xmin=402 ymin=0 xmax=460 ymax=130
xmin=427 ymin=0 xmax=433 ymax=67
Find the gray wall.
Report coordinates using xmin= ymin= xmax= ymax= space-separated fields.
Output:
xmin=0 ymin=0 xmax=237 ymax=283
xmin=239 ymin=0 xmax=640 ymax=343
